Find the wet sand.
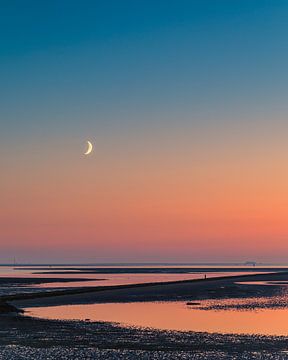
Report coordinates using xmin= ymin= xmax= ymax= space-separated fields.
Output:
xmin=1 ymin=271 xmax=288 ymax=359
xmin=0 ymin=277 xmax=96 ymax=286
xmin=9 ymin=271 xmax=288 ymax=308
xmin=1 ymin=313 xmax=288 ymax=352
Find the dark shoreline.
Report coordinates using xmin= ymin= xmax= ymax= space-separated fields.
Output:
xmin=1 ymin=312 xmax=288 ymax=360
xmin=0 ymin=277 xmax=98 ymax=285
xmin=1 ymin=314 xmax=288 ymax=351
xmin=8 ymin=271 xmax=286 ymax=308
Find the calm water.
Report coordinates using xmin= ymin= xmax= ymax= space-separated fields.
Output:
xmin=0 ymin=265 xmax=260 ymax=288
xmin=237 ymin=281 xmax=288 ymax=286
xmin=26 ymin=299 xmax=288 ymax=336
xmin=5 ymin=265 xmax=288 ymax=336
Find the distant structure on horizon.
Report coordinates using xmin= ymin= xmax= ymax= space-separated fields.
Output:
xmin=244 ymin=261 xmax=257 ymax=267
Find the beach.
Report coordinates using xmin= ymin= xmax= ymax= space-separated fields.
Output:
xmin=9 ymin=271 xmax=288 ymax=307
xmin=1 ymin=315 xmax=288 ymax=359
xmin=1 ymin=271 xmax=288 ymax=359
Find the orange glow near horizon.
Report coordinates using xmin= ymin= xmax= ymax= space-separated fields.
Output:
xmin=2 ymin=126 xmax=288 ymax=262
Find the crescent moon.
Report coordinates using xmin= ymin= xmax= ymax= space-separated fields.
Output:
xmin=84 ymin=141 xmax=93 ymax=155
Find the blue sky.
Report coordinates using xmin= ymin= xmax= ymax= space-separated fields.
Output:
xmin=2 ymin=1 xmax=288 ymax=262
xmin=1 ymin=0 xmax=288 ymax=140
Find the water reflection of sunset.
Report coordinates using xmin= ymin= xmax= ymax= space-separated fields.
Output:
xmin=28 ymin=300 xmax=288 ymax=336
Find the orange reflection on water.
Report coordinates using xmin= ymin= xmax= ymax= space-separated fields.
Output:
xmin=27 ymin=301 xmax=288 ymax=336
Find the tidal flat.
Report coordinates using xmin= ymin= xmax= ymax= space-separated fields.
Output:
xmin=2 ymin=270 xmax=288 ymax=359
xmin=1 ymin=315 xmax=288 ymax=359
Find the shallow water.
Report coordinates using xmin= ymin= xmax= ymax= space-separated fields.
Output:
xmin=26 ymin=298 xmax=288 ymax=336
xmin=0 ymin=266 xmax=257 ymax=289
xmin=237 ymin=281 xmax=288 ymax=286
xmin=32 ymin=272 xmax=258 ymax=288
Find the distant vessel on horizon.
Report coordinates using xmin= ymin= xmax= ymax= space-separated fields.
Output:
xmin=244 ymin=261 xmax=257 ymax=267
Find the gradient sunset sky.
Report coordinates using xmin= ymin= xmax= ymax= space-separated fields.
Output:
xmin=1 ymin=1 xmax=288 ymax=263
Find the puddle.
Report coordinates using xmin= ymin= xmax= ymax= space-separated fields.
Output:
xmin=26 ymin=299 xmax=288 ymax=336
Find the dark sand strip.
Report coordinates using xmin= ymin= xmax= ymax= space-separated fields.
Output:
xmin=0 ymin=277 xmax=98 ymax=285
xmin=11 ymin=271 xmax=288 ymax=309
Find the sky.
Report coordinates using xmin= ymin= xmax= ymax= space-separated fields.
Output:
xmin=1 ymin=0 xmax=288 ymax=263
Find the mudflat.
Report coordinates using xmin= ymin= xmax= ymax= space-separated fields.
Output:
xmin=1 ymin=272 xmax=288 ymax=359
xmin=10 ymin=271 xmax=288 ymax=308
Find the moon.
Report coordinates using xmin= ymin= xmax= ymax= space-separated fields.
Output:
xmin=84 ymin=140 xmax=93 ymax=155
